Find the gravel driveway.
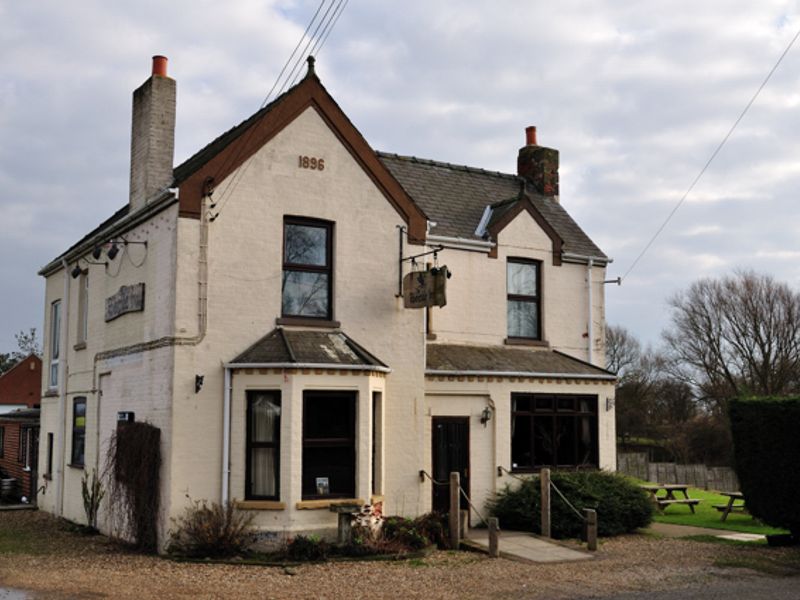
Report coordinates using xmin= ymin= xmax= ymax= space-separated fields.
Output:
xmin=1 ymin=511 xmax=798 ymax=599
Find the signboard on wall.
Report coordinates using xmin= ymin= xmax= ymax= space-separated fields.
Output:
xmin=105 ymin=283 xmax=145 ymax=322
xmin=402 ymin=267 xmax=449 ymax=309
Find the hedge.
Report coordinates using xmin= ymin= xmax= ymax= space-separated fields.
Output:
xmin=487 ymin=471 xmax=653 ymax=539
xmin=729 ymin=396 xmax=800 ymax=538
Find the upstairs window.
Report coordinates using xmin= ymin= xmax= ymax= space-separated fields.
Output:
xmin=49 ymin=300 xmax=61 ymax=388
xmin=507 ymin=259 xmax=541 ymax=339
xmin=77 ymin=271 xmax=89 ymax=345
xmin=282 ymin=218 xmax=333 ymax=320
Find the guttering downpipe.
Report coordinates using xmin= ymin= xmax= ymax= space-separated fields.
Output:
xmin=56 ymin=258 xmax=71 ymax=517
xmin=587 ymin=258 xmax=594 ymax=365
xmin=222 ymin=367 xmax=231 ymax=505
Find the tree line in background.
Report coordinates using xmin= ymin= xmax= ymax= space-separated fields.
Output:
xmin=608 ymin=270 xmax=800 ymax=466
xmin=0 ymin=328 xmax=41 ymax=375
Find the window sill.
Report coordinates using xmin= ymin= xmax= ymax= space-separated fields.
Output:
xmin=504 ymin=337 xmax=549 ymax=348
xmin=369 ymin=495 xmax=384 ymax=505
xmin=68 ymin=463 xmax=85 ymax=470
xmin=296 ymin=498 xmax=365 ymax=510
xmin=44 ymin=390 xmax=59 ymax=398
xmin=276 ymin=317 xmax=341 ymax=329
xmin=73 ymin=342 xmax=87 ymax=351
xmin=236 ymin=500 xmax=286 ymax=511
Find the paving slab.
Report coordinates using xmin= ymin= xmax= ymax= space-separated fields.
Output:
xmin=466 ymin=528 xmax=593 ymax=563
xmin=646 ymin=522 xmax=765 ymax=542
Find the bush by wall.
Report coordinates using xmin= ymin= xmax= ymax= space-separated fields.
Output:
xmin=729 ymin=397 xmax=800 ymax=538
xmin=487 ymin=471 xmax=653 ymax=539
xmin=167 ymin=499 xmax=256 ymax=558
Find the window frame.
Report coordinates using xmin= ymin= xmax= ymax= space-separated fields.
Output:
xmin=245 ymin=390 xmax=281 ymax=501
xmin=71 ymin=397 xmax=86 ymax=467
xmin=49 ymin=299 xmax=61 ymax=388
xmin=506 ymin=258 xmax=542 ymax=341
xmin=510 ymin=393 xmax=598 ymax=472
xmin=0 ymin=426 xmax=4 ymax=458
xmin=281 ymin=217 xmax=334 ymax=321
xmin=301 ymin=391 xmax=356 ymax=500
xmin=18 ymin=427 xmax=26 ymax=464
xmin=77 ymin=270 xmax=89 ymax=345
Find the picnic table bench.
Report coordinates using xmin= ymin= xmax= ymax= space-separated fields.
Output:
xmin=640 ymin=484 xmax=701 ymax=513
xmin=712 ymin=491 xmax=747 ymax=521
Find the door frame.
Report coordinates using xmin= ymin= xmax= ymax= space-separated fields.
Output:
xmin=431 ymin=416 xmax=470 ymax=516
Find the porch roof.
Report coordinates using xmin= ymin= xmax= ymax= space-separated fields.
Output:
xmin=227 ymin=328 xmax=389 ymax=371
xmin=426 ymin=344 xmax=615 ymax=380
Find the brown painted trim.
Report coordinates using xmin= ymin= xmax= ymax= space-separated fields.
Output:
xmin=275 ymin=317 xmax=341 ymax=328
xmin=236 ymin=500 xmax=286 ymax=511
xmin=178 ymin=76 xmax=428 ymax=243
xmin=487 ymin=194 xmax=563 ymax=265
xmin=296 ymin=498 xmax=365 ymax=510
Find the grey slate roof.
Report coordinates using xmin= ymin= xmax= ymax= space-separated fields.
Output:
xmin=426 ymin=344 xmax=614 ymax=379
xmin=230 ymin=328 xmax=387 ymax=369
xmin=0 ymin=408 xmax=40 ymax=422
xmin=377 ymin=153 xmax=606 ymax=259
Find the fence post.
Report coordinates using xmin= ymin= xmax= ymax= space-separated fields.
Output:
xmin=540 ymin=468 xmax=551 ymax=538
xmin=488 ymin=517 xmax=500 ymax=558
xmin=584 ymin=508 xmax=597 ymax=551
xmin=449 ymin=471 xmax=460 ymax=549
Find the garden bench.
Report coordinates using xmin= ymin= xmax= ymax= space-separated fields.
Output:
xmin=713 ymin=491 xmax=747 ymax=521
xmin=640 ymin=484 xmax=701 ymax=513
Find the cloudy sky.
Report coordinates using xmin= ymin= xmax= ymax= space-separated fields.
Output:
xmin=2 ymin=0 xmax=800 ymax=354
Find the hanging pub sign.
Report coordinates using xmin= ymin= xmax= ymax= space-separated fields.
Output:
xmin=403 ymin=266 xmax=450 ymax=309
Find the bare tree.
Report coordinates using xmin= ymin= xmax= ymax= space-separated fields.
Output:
xmin=605 ymin=324 xmax=642 ymax=383
xmin=664 ymin=271 xmax=800 ymax=409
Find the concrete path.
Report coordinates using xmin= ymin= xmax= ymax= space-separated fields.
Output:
xmin=646 ymin=522 xmax=766 ymax=542
xmin=466 ymin=528 xmax=593 ymax=563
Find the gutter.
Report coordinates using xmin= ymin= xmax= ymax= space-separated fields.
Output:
xmin=224 ymin=362 xmax=392 ymax=373
xmin=425 ymin=369 xmax=616 ymax=381
xmin=38 ymin=188 xmax=179 ymax=277
xmin=426 ymin=234 xmax=495 ymax=253
xmin=561 ymin=252 xmax=612 ymax=266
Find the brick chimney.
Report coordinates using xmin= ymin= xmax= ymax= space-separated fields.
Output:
xmin=129 ymin=55 xmax=176 ymax=212
xmin=517 ymin=126 xmax=559 ymax=200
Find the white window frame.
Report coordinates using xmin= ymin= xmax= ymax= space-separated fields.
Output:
xmin=49 ymin=299 xmax=61 ymax=388
xmin=77 ymin=271 xmax=89 ymax=345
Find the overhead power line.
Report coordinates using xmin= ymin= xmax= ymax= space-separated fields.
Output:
xmin=621 ymin=25 xmax=800 ymax=281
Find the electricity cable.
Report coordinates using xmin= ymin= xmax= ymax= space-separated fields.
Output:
xmin=621 ymin=25 xmax=800 ymax=281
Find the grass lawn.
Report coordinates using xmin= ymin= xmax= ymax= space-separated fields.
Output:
xmin=649 ymin=487 xmax=787 ymax=535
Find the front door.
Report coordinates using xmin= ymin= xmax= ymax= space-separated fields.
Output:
xmin=431 ymin=417 xmax=470 ymax=514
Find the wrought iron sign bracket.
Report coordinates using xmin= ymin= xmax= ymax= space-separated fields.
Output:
xmin=396 ymin=225 xmax=445 ymax=297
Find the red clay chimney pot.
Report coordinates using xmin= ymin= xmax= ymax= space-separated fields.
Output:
xmin=525 ymin=126 xmax=537 ymax=146
xmin=152 ymin=55 xmax=168 ymax=77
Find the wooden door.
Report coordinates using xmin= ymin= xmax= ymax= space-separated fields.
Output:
xmin=431 ymin=417 xmax=470 ymax=514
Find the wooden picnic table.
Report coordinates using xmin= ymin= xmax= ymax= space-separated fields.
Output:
xmin=713 ymin=491 xmax=747 ymax=521
xmin=640 ymin=483 xmax=701 ymax=513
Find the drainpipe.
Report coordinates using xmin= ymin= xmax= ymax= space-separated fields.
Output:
xmin=587 ymin=258 xmax=593 ymax=365
xmin=56 ymin=258 xmax=71 ymax=516
xmin=221 ymin=366 xmax=231 ymax=505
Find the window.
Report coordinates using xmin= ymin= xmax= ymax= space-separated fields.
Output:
xmin=302 ymin=391 xmax=356 ymax=499
xmin=245 ymin=391 xmax=281 ymax=500
xmin=507 ymin=259 xmax=541 ymax=339
xmin=46 ymin=433 xmax=54 ymax=478
xmin=511 ymin=394 xmax=598 ymax=470
xmin=0 ymin=426 xmax=4 ymax=458
xmin=77 ymin=271 xmax=89 ymax=345
xmin=71 ymin=397 xmax=86 ymax=466
xmin=282 ymin=218 xmax=333 ymax=319
xmin=372 ymin=391 xmax=383 ymax=496
xmin=49 ymin=300 xmax=61 ymax=388
xmin=18 ymin=428 xmax=26 ymax=464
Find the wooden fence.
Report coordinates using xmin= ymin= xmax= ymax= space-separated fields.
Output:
xmin=618 ymin=452 xmax=739 ymax=492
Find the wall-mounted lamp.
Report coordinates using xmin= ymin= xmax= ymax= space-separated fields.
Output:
xmin=606 ymin=397 xmax=615 ymax=411
xmin=195 ymin=374 xmax=204 ymax=394
xmin=92 ymin=245 xmax=103 ymax=260
xmin=70 ymin=265 xmax=83 ymax=279
xmin=107 ymin=243 xmax=120 ymax=261
xmin=480 ymin=406 xmax=493 ymax=427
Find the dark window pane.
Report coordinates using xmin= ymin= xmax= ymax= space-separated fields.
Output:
xmin=555 ymin=417 xmax=577 ymax=465
xmin=250 ymin=395 xmax=280 ymax=443
xmin=577 ymin=416 xmax=597 ymax=466
xmin=304 ymin=394 xmax=354 ymax=440
xmin=579 ymin=398 xmax=593 ymax=413
xmin=512 ymin=396 xmax=531 ymax=413
xmin=282 ymin=271 xmax=329 ymax=317
xmin=285 ymin=223 xmax=327 ymax=266
xmin=302 ymin=446 xmax=355 ymax=497
xmin=302 ymin=392 xmax=356 ymax=499
xmin=557 ymin=397 xmax=574 ymax=411
xmin=533 ymin=417 xmax=555 ymax=467
xmin=507 ymin=262 xmax=537 ymax=296
xmin=508 ymin=300 xmax=539 ymax=338
xmin=535 ymin=397 xmax=554 ymax=411
xmin=72 ymin=399 xmax=86 ymax=466
xmin=511 ymin=415 xmax=532 ymax=469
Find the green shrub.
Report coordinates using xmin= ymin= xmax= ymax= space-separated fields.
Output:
xmin=487 ymin=471 xmax=653 ymax=539
xmin=286 ymin=535 xmax=330 ymax=561
xmin=382 ymin=516 xmax=429 ymax=550
xmin=729 ymin=397 xmax=800 ymax=538
xmin=167 ymin=499 xmax=255 ymax=558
